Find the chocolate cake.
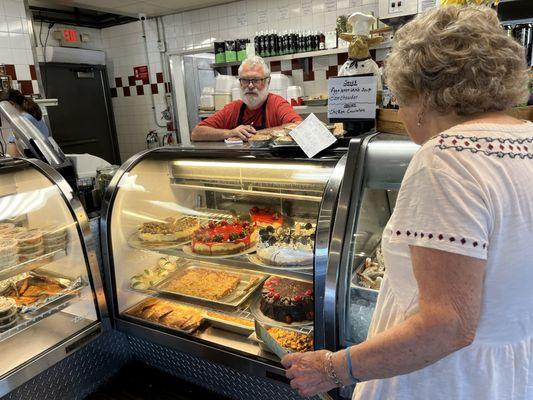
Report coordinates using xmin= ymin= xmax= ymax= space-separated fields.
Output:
xmin=260 ymin=276 xmax=314 ymax=324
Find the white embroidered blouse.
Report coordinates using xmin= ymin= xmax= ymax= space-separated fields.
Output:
xmin=354 ymin=122 xmax=533 ymax=400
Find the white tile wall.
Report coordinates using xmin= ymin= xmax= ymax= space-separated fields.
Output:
xmin=0 ymin=0 xmax=33 ymax=65
xmin=102 ymin=0 xmax=379 ymax=159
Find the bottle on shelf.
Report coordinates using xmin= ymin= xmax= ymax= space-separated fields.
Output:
xmin=254 ymin=32 xmax=261 ymax=57
xmin=319 ymin=32 xmax=326 ymax=50
xmin=257 ymin=31 xmax=264 ymax=57
xmin=271 ymin=30 xmax=279 ymax=57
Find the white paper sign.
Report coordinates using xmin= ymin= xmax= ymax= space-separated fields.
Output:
xmin=327 ymin=75 xmax=377 ymax=121
xmin=288 ymin=113 xmax=337 ymax=158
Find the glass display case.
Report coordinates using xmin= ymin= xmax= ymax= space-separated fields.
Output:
xmin=0 ymin=158 xmax=106 ymax=396
xmin=333 ymin=134 xmax=419 ymax=349
xmin=101 ymin=144 xmax=350 ymax=379
xmin=101 ymin=135 xmax=417 ymax=384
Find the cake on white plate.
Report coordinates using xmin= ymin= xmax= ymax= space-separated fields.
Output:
xmin=256 ymin=222 xmax=315 ymax=267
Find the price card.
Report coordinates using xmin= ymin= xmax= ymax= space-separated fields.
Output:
xmin=288 ymin=113 xmax=337 ymax=158
xmin=327 ymin=74 xmax=377 ymax=122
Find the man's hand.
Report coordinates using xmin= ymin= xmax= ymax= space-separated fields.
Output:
xmin=227 ymin=125 xmax=256 ymax=140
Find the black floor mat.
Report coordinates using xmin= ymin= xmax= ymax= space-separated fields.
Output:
xmin=85 ymin=362 xmax=232 ymax=400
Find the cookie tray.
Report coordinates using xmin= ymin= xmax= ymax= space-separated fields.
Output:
xmin=151 ymin=260 xmax=268 ymax=308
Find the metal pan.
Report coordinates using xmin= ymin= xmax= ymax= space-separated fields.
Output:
xmin=152 ymin=261 xmax=268 ymax=308
xmin=205 ymin=310 xmax=255 ymax=335
xmin=124 ymin=299 xmax=205 ymax=334
xmin=0 ymin=271 xmax=85 ymax=314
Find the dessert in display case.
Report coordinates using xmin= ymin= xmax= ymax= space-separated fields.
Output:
xmin=101 ymin=135 xmax=417 ymax=382
xmin=0 ymin=158 xmax=106 ymax=396
xmin=101 ymin=144 xmax=348 ymax=378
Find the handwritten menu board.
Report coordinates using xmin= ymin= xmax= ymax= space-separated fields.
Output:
xmin=327 ymin=75 xmax=377 ymax=121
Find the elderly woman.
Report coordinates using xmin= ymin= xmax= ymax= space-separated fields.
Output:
xmin=282 ymin=5 xmax=532 ymax=400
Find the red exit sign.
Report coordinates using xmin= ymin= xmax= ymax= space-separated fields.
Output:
xmin=62 ymin=29 xmax=79 ymax=43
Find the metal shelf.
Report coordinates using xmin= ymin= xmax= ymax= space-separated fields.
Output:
xmin=170 ymin=182 xmax=323 ymax=202
xmin=210 ymin=42 xmax=392 ymax=69
xmin=0 ymin=292 xmax=83 ymax=343
xmin=130 ymin=247 xmax=313 ymax=280
xmin=0 ymin=249 xmax=65 ymax=281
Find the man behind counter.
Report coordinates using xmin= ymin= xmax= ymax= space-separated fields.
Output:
xmin=191 ymin=56 xmax=302 ymax=141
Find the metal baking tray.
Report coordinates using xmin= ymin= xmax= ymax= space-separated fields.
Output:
xmin=152 ymin=261 xmax=268 ymax=308
xmin=254 ymin=320 xmax=314 ymax=359
xmin=0 ymin=271 xmax=85 ymax=314
xmin=124 ymin=299 xmax=205 ymax=334
xmin=205 ymin=309 xmax=255 ymax=335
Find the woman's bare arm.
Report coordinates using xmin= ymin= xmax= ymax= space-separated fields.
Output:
xmin=283 ymin=247 xmax=486 ymax=396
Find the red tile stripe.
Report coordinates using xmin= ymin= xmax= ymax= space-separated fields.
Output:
xmin=3 ymin=64 xmax=39 ymax=96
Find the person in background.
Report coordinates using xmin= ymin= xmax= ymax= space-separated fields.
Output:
xmin=4 ymin=89 xmax=50 ymax=138
xmin=282 ymin=6 xmax=533 ymax=400
xmin=191 ymin=56 xmax=302 ymax=141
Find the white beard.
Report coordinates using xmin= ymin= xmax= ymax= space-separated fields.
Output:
xmin=241 ymin=86 xmax=269 ymax=109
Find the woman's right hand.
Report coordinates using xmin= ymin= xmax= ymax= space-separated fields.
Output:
xmin=227 ymin=125 xmax=256 ymax=141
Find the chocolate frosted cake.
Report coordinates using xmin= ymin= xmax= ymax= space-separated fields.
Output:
xmin=260 ymin=276 xmax=314 ymax=324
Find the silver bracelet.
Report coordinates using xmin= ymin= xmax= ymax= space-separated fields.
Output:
xmin=324 ymin=351 xmax=343 ymax=387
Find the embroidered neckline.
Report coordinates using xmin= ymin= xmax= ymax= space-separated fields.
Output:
xmin=434 ymin=134 xmax=533 ymax=159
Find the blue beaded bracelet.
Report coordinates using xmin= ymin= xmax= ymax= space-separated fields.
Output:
xmin=345 ymin=347 xmax=359 ymax=384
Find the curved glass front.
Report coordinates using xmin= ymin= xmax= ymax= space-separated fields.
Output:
xmin=0 ymin=163 xmax=98 ymax=379
xmin=109 ymin=154 xmax=338 ymax=361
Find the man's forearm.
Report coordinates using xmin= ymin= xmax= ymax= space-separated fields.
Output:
xmin=191 ymin=126 xmax=230 ymax=141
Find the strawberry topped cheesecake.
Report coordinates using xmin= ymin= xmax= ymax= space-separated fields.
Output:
xmin=249 ymin=207 xmax=284 ymax=228
xmin=191 ymin=219 xmax=255 ymax=256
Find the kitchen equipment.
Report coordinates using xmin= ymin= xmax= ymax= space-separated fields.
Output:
xmin=269 ymin=73 xmax=293 ymax=99
xmin=146 ymin=130 xmax=160 ymax=150
xmin=202 ymin=87 xmax=215 ymax=95
xmin=214 ymin=93 xmax=232 ymax=110
xmin=93 ymin=165 xmax=119 ymax=208
xmin=200 ymin=94 xmax=215 ymax=110
xmin=162 ymin=132 xmax=174 ymax=146
xmin=287 ymin=85 xmax=303 ymax=105
xmin=215 ymin=75 xmax=237 ymax=93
